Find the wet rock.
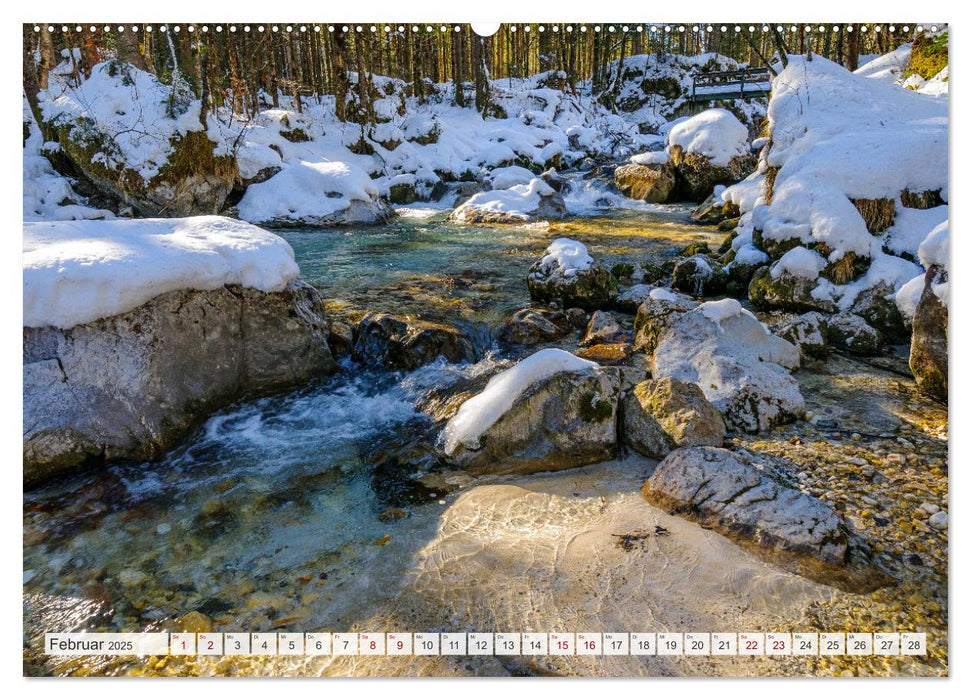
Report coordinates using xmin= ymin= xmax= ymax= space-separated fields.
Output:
xmin=776 ymin=312 xmax=830 ymax=360
xmin=23 ymin=281 xmax=338 ymax=486
xmin=575 ymin=343 xmax=633 ymax=365
xmin=928 ymin=511 xmax=948 ymax=530
xmin=851 ymin=283 xmax=909 ymax=344
xmin=173 ymin=611 xmax=213 ymax=633
xmin=327 ymin=320 xmax=355 ymax=358
xmin=749 ymin=266 xmax=838 ymax=313
xmin=352 ymin=312 xmax=478 ymax=370
xmin=910 ymin=266 xmax=948 ymax=402
xmin=690 ymin=192 xmax=740 ymax=225
xmin=613 ymin=163 xmax=677 ymax=203
xmin=622 ymin=378 xmax=726 ymax=458
xmin=580 ymin=311 xmax=627 ymax=347
xmin=442 ymin=351 xmax=645 ymax=475
xmin=668 ymin=145 xmax=757 ymax=203
xmin=652 ymin=299 xmax=804 ymax=433
xmin=540 ymin=167 xmax=569 ymax=193
xmin=827 ymin=313 xmax=883 ymax=356
xmin=527 ymin=241 xmax=618 ymax=310
xmin=671 ymin=255 xmax=727 ymax=297
xmin=416 ymin=361 xmax=516 ymax=422
xmin=632 ymin=288 xmax=699 ymax=356
xmin=643 ymin=447 xmax=849 ymax=567
xmin=499 ymin=308 xmax=571 ymax=346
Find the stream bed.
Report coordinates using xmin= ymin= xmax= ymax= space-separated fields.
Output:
xmin=23 ymin=203 xmax=948 ymax=677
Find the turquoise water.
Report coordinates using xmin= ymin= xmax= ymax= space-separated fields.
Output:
xmin=23 ymin=205 xmax=723 ymax=676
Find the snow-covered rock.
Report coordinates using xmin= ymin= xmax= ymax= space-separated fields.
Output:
xmin=826 ymin=312 xmax=883 ymax=356
xmin=449 ymin=178 xmax=567 ymax=223
xmin=732 ymin=55 xmax=948 ymax=316
xmin=24 ymin=217 xmax=300 ymax=329
xmin=441 ymin=349 xmax=640 ymax=474
xmin=527 ymin=238 xmax=617 ymax=310
xmin=667 ymin=108 xmax=749 ymax=168
xmin=42 ymin=61 xmax=238 ymax=216
xmin=24 ymin=279 xmax=338 ymax=485
xmin=622 ymin=378 xmax=725 ymax=458
xmin=237 ymin=160 xmax=394 ymax=227
xmin=671 ymin=254 xmax=727 ymax=297
xmin=643 ymin=447 xmax=848 ymax=566
xmin=652 ymin=299 xmax=804 ymax=433
xmin=776 ymin=312 xmax=830 ymax=360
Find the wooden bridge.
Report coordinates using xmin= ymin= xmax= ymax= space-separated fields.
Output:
xmin=690 ymin=67 xmax=772 ymax=102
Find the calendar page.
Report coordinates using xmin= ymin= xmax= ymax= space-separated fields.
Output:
xmin=21 ymin=10 xmax=949 ymax=680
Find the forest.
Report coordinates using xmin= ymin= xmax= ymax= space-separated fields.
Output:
xmin=23 ymin=22 xmax=920 ymax=127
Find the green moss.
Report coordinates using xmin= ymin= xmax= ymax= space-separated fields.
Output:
xmin=153 ymin=129 xmax=236 ymax=189
xmin=279 ymin=127 xmax=311 ymax=143
xmin=680 ymin=241 xmax=711 ymax=257
xmin=611 ymin=262 xmax=635 ymax=280
xmin=579 ymin=391 xmax=614 ymax=423
xmin=907 ymin=32 xmax=948 ymax=81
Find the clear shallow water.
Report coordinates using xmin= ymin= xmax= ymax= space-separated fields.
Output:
xmin=23 ymin=204 xmax=726 ymax=676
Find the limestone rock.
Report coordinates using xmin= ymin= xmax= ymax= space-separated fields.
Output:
xmin=652 ymin=299 xmax=804 ymax=433
xmin=527 ymin=246 xmax=617 ymax=311
xmin=749 ymin=266 xmax=838 ymax=314
xmin=910 ymin=266 xmax=948 ymax=401
xmin=668 ymin=145 xmax=757 ymax=203
xmin=352 ymin=312 xmax=478 ymax=370
xmin=23 ymin=280 xmax=338 ymax=485
xmin=851 ymin=283 xmax=909 ymax=344
xmin=643 ymin=447 xmax=848 ymax=565
xmin=450 ymin=179 xmax=567 ymax=224
xmin=622 ymin=378 xmax=726 ymax=458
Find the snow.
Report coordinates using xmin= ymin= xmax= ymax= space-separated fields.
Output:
xmin=649 ymin=287 xmax=679 ymax=302
xmin=442 ymin=348 xmax=598 ymax=454
xmin=453 ymin=178 xmax=556 ymax=222
xmin=732 ymin=244 xmax=769 ymax=266
xmin=771 ymin=247 xmax=827 ymax=280
xmin=630 ymin=151 xmax=670 ymax=166
xmin=538 ymin=238 xmax=594 ymax=277
xmin=918 ymin=220 xmax=949 ymax=269
xmin=883 ymin=206 xmax=948 ymax=260
xmin=895 ymin=274 xmax=926 ymax=321
xmin=854 ymin=44 xmax=912 ymax=83
xmin=237 ymin=160 xmax=381 ymax=224
xmin=666 ymin=108 xmax=749 ymax=166
xmin=489 ymin=165 xmax=536 ymax=189
xmin=23 ymin=216 xmax=300 ymax=329
xmin=699 ymin=298 xmax=745 ymax=327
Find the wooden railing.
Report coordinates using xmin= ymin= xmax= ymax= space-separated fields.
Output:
xmin=690 ymin=67 xmax=772 ymax=102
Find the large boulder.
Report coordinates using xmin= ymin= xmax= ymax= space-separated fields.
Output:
xmin=910 ymin=265 xmax=948 ymax=401
xmin=450 ymin=178 xmax=567 ymax=224
xmin=652 ymin=299 xmax=804 ymax=433
xmin=850 ymin=282 xmax=909 ymax=344
xmin=441 ymin=349 xmax=644 ymax=474
xmin=527 ymin=238 xmax=617 ymax=310
xmin=690 ymin=192 xmax=741 ymax=225
xmin=44 ymin=61 xmax=238 ymax=217
xmin=632 ymin=287 xmax=699 ymax=356
xmin=613 ymin=163 xmax=677 ymax=203
xmin=665 ymin=109 xmax=756 ymax=202
xmin=237 ymin=161 xmax=395 ymax=227
xmin=352 ymin=312 xmax=478 ymax=370
xmin=23 ymin=280 xmax=338 ymax=485
xmin=643 ymin=447 xmax=849 ymax=569
xmin=622 ymin=378 xmax=726 ymax=458
xmin=668 ymin=145 xmax=756 ymax=202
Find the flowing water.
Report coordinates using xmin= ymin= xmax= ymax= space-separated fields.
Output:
xmin=22 ymin=196 xmax=948 ymax=677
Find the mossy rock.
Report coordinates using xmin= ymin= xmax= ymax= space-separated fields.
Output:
xmin=279 ymin=127 xmax=311 ymax=143
xmin=53 ymin=118 xmax=237 ymax=217
xmin=389 ymin=182 xmax=419 ymax=205
xmin=680 ymin=241 xmax=711 ymax=257
xmin=752 ymin=228 xmax=803 ymax=260
xmin=748 ymin=266 xmax=837 ymax=313
xmin=611 ymin=262 xmax=635 ymax=281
